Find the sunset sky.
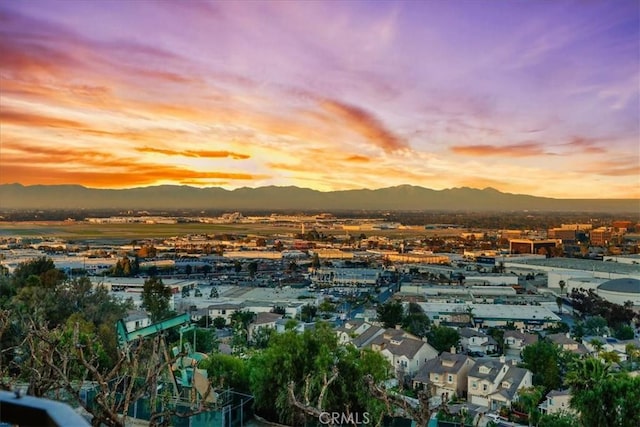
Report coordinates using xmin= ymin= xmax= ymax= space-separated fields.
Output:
xmin=1 ymin=1 xmax=638 ymax=199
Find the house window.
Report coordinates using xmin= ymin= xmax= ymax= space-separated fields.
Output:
xmin=483 ymin=384 xmax=487 ymax=392
xmin=448 ymin=375 xmax=453 ymax=383
xmin=472 ymin=382 xmax=477 ymax=389
xmin=434 ymin=375 xmax=439 ymax=381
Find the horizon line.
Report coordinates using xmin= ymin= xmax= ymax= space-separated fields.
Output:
xmin=2 ymin=182 xmax=639 ymax=201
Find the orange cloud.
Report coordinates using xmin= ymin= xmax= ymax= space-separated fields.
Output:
xmin=0 ymin=164 xmax=262 ymax=188
xmin=0 ymin=109 xmax=86 ymax=129
xmin=0 ymin=140 xmax=267 ymax=188
xmin=346 ymin=155 xmax=371 ymax=162
xmin=450 ymin=142 xmax=547 ymax=157
xmin=136 ymin=147 xmax=250 ymax=159
xmin=563 ymin=136 xmax=607 ymax=154
xmin=320 ymin=99 xmax=407 ymax=152
xmin=578 ymin=159 xmax=640 ymax=177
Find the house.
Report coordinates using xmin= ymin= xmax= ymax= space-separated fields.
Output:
xmin=504 ymin=330 xmax=538 ymax=358
xmin=206 ymin=303 xmax=244 ymax=325
xmin=582 ymin=336 xmax=640 ymax=362
xmin=351 ymin=324 xmax=385 ymax=349
xmin=335 ymin=320 xmax=375 ymax=345
xmin=248 ymin=312 xmax=283 ymax=342
xmin=412 ymin=350 xmax=476 ymax=399
xmin=546 ymin=333 xmax=589 ymax=356
xmin=538 ymin=389 xmax=574 ymax=415
xmin=459 ymin=328 xmax=498 ymax=354
xmin=274 ymin=319 xmax=316 ymax=334
xmin=369 ymin=328 xmax=438 ymax=379
xmin=467 ymin=357 xmax=533 ymax=410
xmin=123 ymin=310 xmax=151 ymax=332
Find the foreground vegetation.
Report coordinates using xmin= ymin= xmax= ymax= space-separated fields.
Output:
xmin=1 ymin=257 xmax=639 ymax=427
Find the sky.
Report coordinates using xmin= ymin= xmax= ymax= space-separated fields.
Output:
xmin=0 ymin=1 xmax=638 ymax=199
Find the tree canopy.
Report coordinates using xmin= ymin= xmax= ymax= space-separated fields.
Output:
xmin=248 ymin=322 xmax=390 ymax=425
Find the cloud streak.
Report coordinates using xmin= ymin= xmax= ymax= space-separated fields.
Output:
xmin=450 ymin=142 xmax=548 ymax=157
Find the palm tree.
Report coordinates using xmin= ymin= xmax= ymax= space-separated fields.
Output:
xmin=465 ymin=306 xmax=475 ymax=327
xmin=556 ymin=296 xmax=563 ymax=314
xmin=565 ymin=357 xmax=611 ymax=393
xmin=558 ymin=280 xmax=566 ymax=295
xmin=589 ymin=339 xmax=604 ymax=357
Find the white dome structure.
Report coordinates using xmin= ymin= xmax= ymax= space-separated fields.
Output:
xmin=596 ymin=278 xmax=640 ymax=306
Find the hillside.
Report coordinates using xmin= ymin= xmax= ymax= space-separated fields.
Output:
xmin=0 ymin=184 xmax=637 ymax=212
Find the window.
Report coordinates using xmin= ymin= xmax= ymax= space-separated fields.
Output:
xmin=448 ymin=374 xmax=453 ymax=383
xmin=434 ymin=375 xmax=439 ymax=381
xmin=472 ymin=382 xmax=477 ymax=389
xmin=483 ymin=384 xmax=487 ymax=392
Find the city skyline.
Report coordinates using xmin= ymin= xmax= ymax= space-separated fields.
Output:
xmin=1 ymin=1 xmax=638 ymax=199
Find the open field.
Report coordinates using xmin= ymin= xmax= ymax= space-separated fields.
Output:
xmin=0 ymin=221 xmax=299 ymax=240
xmin=0 ymin=221 xmax=460 ymax=242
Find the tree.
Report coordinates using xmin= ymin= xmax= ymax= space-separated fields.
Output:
xmin=213 ymin=316 xmax=226 ymax=329
xmin=513 ymin=386 xmax=545 ymax=426
xmin=300 ymin=304 xmax=317 ymax=322
xmin=193 ymin=329 xmax=218 ymax=353
xmin=376 ymin=300 xmax=404 ymax=329
xmin=614 ymin=324 xmax=635 ymax=340
xmin=567 ymin=358 xmax=640 ymax=427
xmin=556 ymin=296 xmax=563 ymax=314
xmin=209 ymin=287 xmax=219 ymax=298
xmin=521 ymin=341 xmax=562 ymax=391
xmin=427 ymin=326 xmax=460 ymax=353
xmin=537 ymin=413 xmax=580 ymax=427
xmin=311 ymin=253 xmax=321 ymax=269
xmin=401 ymin=303 xmax=430 ymax=338
xmin=247 ymin=261 xmax=258 ymax=278
xmin=201 ymin=264 xmax=212 ymax=277
xmin=141 ymin=277 xmax=173 ymax=322
xmin=318 ymin=299 xmax=336 ymax=313
xmin=5 ymin=318 xmax=210 ymax=427
xmin=248 ymin=323 xmax=390 ymax=425
xmin=584 ymin=316 xmax=609 ymax=336
xmin=558 ymin=280 xmax=566 ymax=296
xmin=201 ymin=353 xmax=250 ymax=392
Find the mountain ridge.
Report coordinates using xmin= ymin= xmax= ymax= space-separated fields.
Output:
xmin=0 ymin=183 xmax=637 ymax=212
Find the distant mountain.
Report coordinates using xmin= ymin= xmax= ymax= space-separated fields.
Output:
xmin=0 ymin=183 xmax=638 ymax=212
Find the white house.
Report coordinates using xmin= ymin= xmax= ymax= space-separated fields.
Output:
xmin=369 ymin=328 xmax=438 ymax=380
xmin=413 ymin=351 xmax=476 ymax=399
xmin=538 ymin=389 xmax=574 ymax=415
xmin=248 ymin=312 xmax=283 ymax=342
xmin=467 ymin=358 xmax=533 ymax=410
xmin=459 ymin=328 xmax=498 ymax=354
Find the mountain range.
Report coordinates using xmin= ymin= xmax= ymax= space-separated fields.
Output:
xmin=0 ymin=184 xmax=638 ymax=212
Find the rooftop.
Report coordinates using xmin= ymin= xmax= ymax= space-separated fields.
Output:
xmin=504 ymin=257 xmax=640 ymax=276
xmin=598 ymin=278 xmax=640 ymax=294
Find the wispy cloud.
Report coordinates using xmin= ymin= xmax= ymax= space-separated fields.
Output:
xmin=319 ymin=99 xmax=408 ymax=152
xmin=561 ymin=137 xmax=607 ymax=154
xmin=136 ymin=147 xmax=250 ymax=160
xmin=450 ymin=142 xmax=547 ymax=157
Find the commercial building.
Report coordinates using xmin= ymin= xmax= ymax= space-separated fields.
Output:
xmin=419 ymin=303 xmax=561 ymax=330
xmin=509 ymin=239 xmax=559 ymax=255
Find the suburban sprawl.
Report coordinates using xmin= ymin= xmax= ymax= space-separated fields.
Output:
xmin=1 ymin=211 xmax=639 ymax=427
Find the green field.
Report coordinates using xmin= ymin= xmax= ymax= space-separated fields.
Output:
xmin=0 ymin=221 xmax=301 ymax=241
xmin=0 ymin=221 xmax=456 ymax=243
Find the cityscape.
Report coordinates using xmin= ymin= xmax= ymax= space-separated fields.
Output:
xmin=1 ymin=1 xmax=639 ymax=427
xmin=1 ymin=210 xmax=639 ymax=426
